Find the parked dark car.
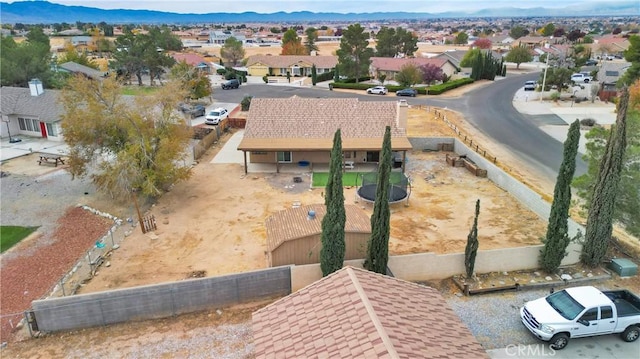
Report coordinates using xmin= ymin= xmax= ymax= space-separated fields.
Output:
xmin=179 ymin=103 xmax=206 ymax=119
xmin=222 ymin=79 xmax=240 ymax=89
xmin=585 ymin=59 xmax=598 ymax=66
xmin=396 ymin=88 xmax=417 ymax=97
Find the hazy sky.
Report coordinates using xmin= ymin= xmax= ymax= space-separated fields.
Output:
xmin=0 ymin=0 xmax=631 ymax=14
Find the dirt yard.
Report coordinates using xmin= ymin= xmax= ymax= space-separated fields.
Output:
xmin=69 ymin=104 xmax=547 ymax=294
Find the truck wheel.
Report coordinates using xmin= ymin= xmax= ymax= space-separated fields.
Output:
xmin=622 ymin=326 xmax=640 ymax=342
xmin=550 ymin=333 xmax=569 ymax=350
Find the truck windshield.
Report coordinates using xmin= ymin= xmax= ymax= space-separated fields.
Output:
xmin=546 ymin=290 xmax=585 ymax=320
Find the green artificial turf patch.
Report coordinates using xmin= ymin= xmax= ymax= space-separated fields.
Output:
xmin=0 ymin=226 xmax=38 ymax=253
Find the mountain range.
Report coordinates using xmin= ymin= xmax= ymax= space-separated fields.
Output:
xmin=1 ymin=1 xmax=638 ymax=24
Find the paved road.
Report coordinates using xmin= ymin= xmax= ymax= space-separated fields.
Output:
xmin=456 ymin=74 xmax=588 ymax=179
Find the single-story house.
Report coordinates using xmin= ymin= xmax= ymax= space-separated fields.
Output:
xmin=170 ymin=52 xmax=212 ymax=73
xmin=266 ymin=204 xmax=371 ymax=267
xmin=253 ymin=266 xmax=489 ymax=358
xmin=245 ymin=55 xmax=338 ymax=77
xmin=236 ymin=96 xmax=412 ymax=174
xmin=1 ymin=80 xmax=63 ymax=141
xmin=369 ymin=57 xmax=459 ymax=80
xmin=598 ymin=61 xmax=631 ymax=101
xmin=209 ymin=30 xmax=246 ymax=45
xmin=58 ymin=61 xmax=106 ymax=80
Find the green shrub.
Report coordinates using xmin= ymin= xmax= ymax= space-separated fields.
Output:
xmin=241 ymin=96 xmax=252 ymax=111
xmin=426 ymin=78 xmax=475 ymax=95
xmin=216 ymin=68 xmax=226 ymax=75
xmin=262 ymin=75 xmax=268 ymax=83
xmin=317 ymin=71 xmax=334 ymax=82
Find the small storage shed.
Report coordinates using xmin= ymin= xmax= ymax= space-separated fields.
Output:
xmin=265 ymin=204 xmax=371 ymax=267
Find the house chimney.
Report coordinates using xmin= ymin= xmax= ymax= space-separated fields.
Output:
xmin=396 ymin=100 xmax=408 ymax=130
xmin=28 ymin=79 xmax=44 ymax=97
xmin=310 ymin=50 xmax=317 ymax=56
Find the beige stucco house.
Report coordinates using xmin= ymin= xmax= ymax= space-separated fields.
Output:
xmin=245 ymin=55 xmax=338 ymax=77
xmin=236 ymin=96 xmax=412 ymax=174
xmin=369 ymin=57 xmax=459 ymax=81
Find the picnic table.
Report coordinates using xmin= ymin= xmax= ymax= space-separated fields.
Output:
xmin=37 ymin=153 xmax=66 ymax=167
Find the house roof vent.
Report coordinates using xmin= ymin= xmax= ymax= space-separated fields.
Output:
xmin=307 ymin=210 xmax=316 ymax=220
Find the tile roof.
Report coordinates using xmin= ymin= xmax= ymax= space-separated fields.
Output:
xmin=370 ymin=57 xmax=449 ymax=72
xmin=170 ymin=52 xmax=208 ymax=67
xmin=253 ymin=266 xmax=488 ymax=359
xmin=246 ymin=55 xmax=338 ymax=69
xmin=237 ymin=97 xmax=412 ymax=151
xmin=0 ymin=86 xmax=62 ymax=123
xmin=265 ymin=204 xmax=371 ymax=252
xmin=598 ymin=61 xmax=631 ymax=84
xmin=59 ymin=61 xmax=106 ymax=79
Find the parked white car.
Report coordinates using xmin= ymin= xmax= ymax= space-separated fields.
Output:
xmin=204 ymin=108 xmax=229 ymax=125
xmin=366 ymin=86 xmax=388 ymax=95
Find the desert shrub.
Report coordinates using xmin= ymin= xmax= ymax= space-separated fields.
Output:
xmin=580 ymin=118 xmax=596 ymax=127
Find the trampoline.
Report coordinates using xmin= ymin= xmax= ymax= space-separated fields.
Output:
xmin=356 ymin=171 xmax=411 ymax=204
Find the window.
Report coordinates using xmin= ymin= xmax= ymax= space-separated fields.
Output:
xmin=18 ymin=118 xmax=26 ymax=131
xmin=600 ymin=306 xmax=613 ymax=319
xmin=25 ymin=118 xmax=33 ymax=132
xmin=343 ymin=152 xmax=351 ymax=159
xmin=46 ymin=123 xmax=58 ymax=137
xmin=580 ymin=308 xmax=598 ymax=322
xmin=276 ymin=151 xmax=292 ymax=163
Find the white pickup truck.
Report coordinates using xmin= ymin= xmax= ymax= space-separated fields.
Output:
xmin=521 ymin=286 xmax=640 ymax=350
xmin=571 ymin=73 xmax=593 ymax=83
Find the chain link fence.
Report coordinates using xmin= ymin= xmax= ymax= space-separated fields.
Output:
xmin=45 ymin=206 xmax=130 ymax=299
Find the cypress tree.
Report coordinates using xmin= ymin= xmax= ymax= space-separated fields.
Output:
xmin=311 ymin=64 xmax=317 ymax=86
xmin=582 ymin=88 xmax=629 ymax=267
xmin=364 ymin=126 xmax=392 ymax=274
xmin=540 ymin=120 xmax=581 ymax=273
xmin=465 ymin=199 xmax=481 ymax=279
xmin=320 ymin=129 xmax=346 ymax=276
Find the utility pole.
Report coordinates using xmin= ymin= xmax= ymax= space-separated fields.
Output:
xmin=540 ymin=36 xmax=553 ymax=102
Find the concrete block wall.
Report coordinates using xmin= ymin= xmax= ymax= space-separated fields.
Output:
xmin=408 ymin=137 xmax=454 ymax=151
xmin=32 ymin=267 xmax=291 ymax=333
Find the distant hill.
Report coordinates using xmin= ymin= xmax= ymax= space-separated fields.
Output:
xmin=0 ymin=0 xmax=638 ymax=24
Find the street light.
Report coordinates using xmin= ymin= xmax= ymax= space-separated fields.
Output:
xmin=540 ymin=36 xmax=553 ymax=102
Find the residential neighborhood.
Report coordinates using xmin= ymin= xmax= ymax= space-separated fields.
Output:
xmin=1 ymin=0 xmax=639 ymax=357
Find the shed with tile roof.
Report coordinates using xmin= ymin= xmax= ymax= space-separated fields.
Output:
xmin=266 ymin=204 xmax=371 ymax=267
xmin=236 ymin=96 xmax=412 ymax=174
xmin=253 ymin=266 xmax=489 ymax=359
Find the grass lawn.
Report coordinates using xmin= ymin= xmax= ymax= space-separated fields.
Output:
xmin=121 ymin=86 xmax=160 ymax=96
xmin=0 ymin=225 xmax=38 ymax=253
xmin=312 ymin=171 xmax=405 ymax=188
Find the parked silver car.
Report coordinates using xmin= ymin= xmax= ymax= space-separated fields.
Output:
xmin=366 ymin=86 xmax=388 ymax=95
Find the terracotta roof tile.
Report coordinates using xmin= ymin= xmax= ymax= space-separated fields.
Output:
xmin=253 ymin=266 xmax=488 ymax=359
xmin=237 ymin=96 xmax=412 ymax=151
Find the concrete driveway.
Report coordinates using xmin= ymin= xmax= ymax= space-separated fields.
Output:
xmin=211 ymin=130 xmax=244 ymax=164
xmin=0 ymin=137 xmax=69 ymax=161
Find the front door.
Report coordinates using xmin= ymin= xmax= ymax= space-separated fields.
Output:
xmin=39 ymin=121 xmax=47 ymax=139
